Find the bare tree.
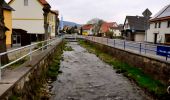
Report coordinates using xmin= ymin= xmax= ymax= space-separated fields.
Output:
xmin=0 ymin=0 xmax=9 ymax=65
xmin=93 ymin=20 xmax=104 ymax=36
xmin=87 ymin=18 xmax=104 ymax=36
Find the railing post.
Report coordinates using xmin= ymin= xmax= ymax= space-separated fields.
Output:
xmin=124 ymin=41 xmax=126 ymax=50
xmin=29 ymin=45 xmax=32 ymax=61
xmin=145 ymin=44 xmax=146 ymax=54
xmin=166 ymin=50 xmax=168 ymax=61
xmin=114 ymin=39 xmax=115 ymax=47
xmin=0 ymin=56 xmax=1 ymax=80
xmin=139 ymin=43 xmax=142 ymax=54
xmin=42 ymin=42 xmax=43 ymax=51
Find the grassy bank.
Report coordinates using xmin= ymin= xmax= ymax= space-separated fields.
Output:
xmin=46 ymin=41 xmax=65 ymax=81
xmin=78 ymin=40 xmax=169 ymax=99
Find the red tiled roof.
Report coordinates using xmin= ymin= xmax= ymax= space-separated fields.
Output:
xmin=82 ymin=24 xmax=93 ymax=30
xmin=39 ymin=0 xmax=49 ymax=5
xmin=100 ymin=22 xmax=118 ymax=33
xmin=9 ymin=0 xmax=49 ymax=5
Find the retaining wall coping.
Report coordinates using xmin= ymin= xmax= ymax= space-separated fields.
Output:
xmin=0 ymin=39 xmax=63 ymax=99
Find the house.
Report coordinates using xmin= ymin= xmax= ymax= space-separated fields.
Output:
xmin=3 ymin=1 xmax=14 ymax=48
xmin=99 ymin=22 xmax=121 ymax=38
xmin=8 ymin=0 xmax=52 ymax=42
xmin=12 ymin=28 xmax=31 ymax=47
xmin=147 ymin=4 xmax=170 ymax=44
xmin=48 ymin=10 xmax=59 ymax=38
xmin=122 ymin=16 xmax=148 ymax=42
xmin=82 ymin=24 xmax=94 ymax=36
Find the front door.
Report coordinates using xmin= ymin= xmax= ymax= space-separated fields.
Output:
xmin=154 ymin=33 xmax=158 ymax=44
xmin=165 ymin=34 xmax=170 ymax=45
xmin=13 ymin=35 xmax=21 ymax=47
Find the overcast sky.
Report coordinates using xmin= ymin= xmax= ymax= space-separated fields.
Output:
xmin=6 ymin=0 xmax=170 ymax=24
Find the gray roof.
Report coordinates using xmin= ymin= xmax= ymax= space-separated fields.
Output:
xmin=125 ymin=16 xmax=147 ymax=31
xmin=3 ymin=1 xmax=14 ymax=11
xmin=151 ymin=4 xmax=170 ymax=20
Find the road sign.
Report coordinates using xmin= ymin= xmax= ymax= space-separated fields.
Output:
xmin=142 ymin=8 xmax=152 ymax=18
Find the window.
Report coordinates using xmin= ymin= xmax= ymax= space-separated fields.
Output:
xmin=158 ymin=22 xmax=161 ymax=28
xmin=155 ymin=23 xmax=157 ymax=28
xmin=168 ymin=21 xmax=170 ymax=28
xmin=24 ymin=0 xmax=28 ymax=6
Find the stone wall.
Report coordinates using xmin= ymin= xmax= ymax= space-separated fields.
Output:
xmin=0 ymin=40 xmax=64 ymax=100
xmin=86 ymin=40 xmax=170 ymax=85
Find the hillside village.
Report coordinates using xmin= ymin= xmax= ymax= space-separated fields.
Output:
xmin=1 ymin=0 xmax=170 ymax=49
xmin=80 ymin=5 xmax=170 ymax=45
xmin=1 ymin=0 xmax=170 ymax=100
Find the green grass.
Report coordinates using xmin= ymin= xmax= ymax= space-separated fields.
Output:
xmin=78 ymin=40 xmax=168 ymax=99
xmin=46 ymin=41 xmax=65 ymax=81
xmin=64 ymin=44 xmax=73 ymax=51
xmin=9 ymin=58 xmax=28 ymax=69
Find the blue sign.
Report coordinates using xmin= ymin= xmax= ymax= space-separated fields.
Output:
xmin=157 ymin=46 xmax=170 ymax=57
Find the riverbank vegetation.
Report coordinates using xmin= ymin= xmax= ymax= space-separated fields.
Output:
xmin=79 ymin=40 xmax=169 ymax=100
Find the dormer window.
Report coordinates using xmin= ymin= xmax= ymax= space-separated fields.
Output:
xmin=24 ymin=0 xmax=28 ymax=6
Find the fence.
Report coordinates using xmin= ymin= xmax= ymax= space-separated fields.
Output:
xmin=78 ymin=35 xmax=170 ymax=61
xmin=0 ymin=37 xmax=63 ymax=80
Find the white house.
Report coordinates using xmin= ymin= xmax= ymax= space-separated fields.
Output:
xmin=147 ymin=4 xmax=170 ymax=44
xmin=100 ymin=22 xmax=121 ymax=37
xmin=122 ymin=16 xmax=147 ymax=42
xmin=9 ymin=0 xmax=50 ymax=41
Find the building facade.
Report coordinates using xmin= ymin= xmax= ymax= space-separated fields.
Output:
xmin=9 ymin=0 xmax=51 ymax=41
xmin=3 ymin=1 xmax=14 ymax=48
xmin=122 ymin=16 xmax=147 ymax=42
xmin=100 ymin=22 xmax=121 ymax=38
xmin=48 ymin=10 xmax=59 ymax=38
xmin=147 ymin=4 xmax=170 ymax=44
xmin=82 ymin=24 xmax=94 ymax=36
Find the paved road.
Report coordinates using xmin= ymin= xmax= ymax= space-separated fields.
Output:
xmin=50 ymin=42 xmax=152 ymax=100
xmin=81 ymin=36 xmax=169 ymax=61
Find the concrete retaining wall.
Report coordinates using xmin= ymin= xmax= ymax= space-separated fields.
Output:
xmin=86 ymin=40 xmax=170 ymax=85
xmin=0 ymin=40 xmax=64 ymax=100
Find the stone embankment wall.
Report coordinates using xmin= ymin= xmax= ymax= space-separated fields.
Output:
xmin=86 ymin=40 xmax=170 ymax=85
xmin=0 ymin=40 xmax=64 ymax=100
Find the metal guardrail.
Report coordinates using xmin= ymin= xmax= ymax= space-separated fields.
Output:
xmin=78 ymin=35 xmax=170 ymax=61
xmin=0 ymin=37 xmax=63 ymax=80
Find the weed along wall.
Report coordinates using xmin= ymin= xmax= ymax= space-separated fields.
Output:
xmin=0 ymin=40 xmax=64 ymax=100
xmin=84 ymin=40 xmax=170 ymax=85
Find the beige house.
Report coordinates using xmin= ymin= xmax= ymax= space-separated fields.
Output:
xmin=9 ymin=0 xmax=51 ymax=41
xmin=147 ymin=4 xmax=170 ymax=44
xmin=48 ymin=10 xmax=59 ymax=38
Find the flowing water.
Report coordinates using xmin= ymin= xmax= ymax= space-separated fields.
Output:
xmin=50 ymin=42 xmax=153 ymax=100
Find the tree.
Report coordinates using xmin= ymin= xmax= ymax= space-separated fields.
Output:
xmin=43 ymin=4 xmax=51 ymax=40
xmin=87 ymin=18 xmax=104 ymax=36
xmin=0 ymin=0 xmax=9 ymax=65
xmin=93 ymin=20 xmax=104 ymax=36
